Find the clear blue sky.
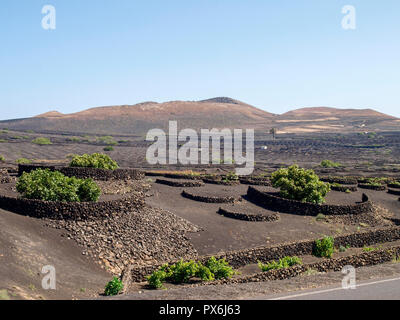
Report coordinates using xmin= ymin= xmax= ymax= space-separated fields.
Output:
xmin=0 ymin=0 xmax=399 ymax=120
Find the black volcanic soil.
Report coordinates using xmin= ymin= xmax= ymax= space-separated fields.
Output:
xmin=145 ymin=180 xmax=396 ymax=256
xmin=0 ymin=207 xmax=110 ymax=300
xmin=1 ymin=129 xmax=400 ymax=299
xmin=1 ymin=129 xmax=400 ymax=171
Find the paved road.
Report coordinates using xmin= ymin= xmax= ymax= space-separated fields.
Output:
xmin=264 ymin=277 xmax=400 ymax=300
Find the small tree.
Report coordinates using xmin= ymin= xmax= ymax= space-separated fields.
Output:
xmin=271 ymin=165 xmax=330 ymax=204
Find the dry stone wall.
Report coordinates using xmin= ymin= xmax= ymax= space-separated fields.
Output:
xmin=246 ymin=186 xmax=373 ymax=216
xmin=18 ymin=164 xmax=144 ymax=181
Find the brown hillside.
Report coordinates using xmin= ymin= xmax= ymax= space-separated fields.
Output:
xmin=1 ymin=100 xmax=398 ymax=135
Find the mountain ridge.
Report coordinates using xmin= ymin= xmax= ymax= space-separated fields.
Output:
xmin=2 ymin=97 xmax=399 ymax=135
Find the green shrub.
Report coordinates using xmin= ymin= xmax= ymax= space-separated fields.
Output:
xmin=16 ymin=158 xmax=32 ymax=164
xmin=32 ymin=137 xmax=52 ymax=145
xmin=339 ymin=245 xmax=350 ymax=252
xmin=147 ymin=257 xmax=235 ymax=289
xmin=66 ymin=137 xmax=81 ymax=143
xmin=147 ymin=269 xmax=168 ymax=289
xmin=0 ymin=139 xmax=6 ymax=143
xmin=315 ymin=213 xmax=327 ymax=221
xmin=320 ymin=160 xmax=341 ymax=168
xmin=0 ymin=155 xmax=5 ymax=162
xmin=196 ymin=264 xmax=215 ymax=282
xmin=103 ymin=146 xmax=114 ymax=152
xmin=69 ymin=153 xmax=119 ymax=170
xmin=224 ymin=172 xmax=239 ymax=182
xmin=363 ymin=246 xmax=376 ymax=252
xmin=77 ymin=178 xmax=102 ymax=202
xmin=98 ymin=136 xmax=118 ymax=146
xmin=271 ymin=165 xmax=330 ymax=204
xmin=167 ymin=260 xmax=199 ymax=284
xmin=205 ymin=257 xmax=235 ymax=280
xmin=16 ymin=169 xmax=101 ymax=202
xmin=258 ymin=256 xmax=302 ymax=272
xmin=314 ymin=236 xmax=334 ymax=258
xmin=104 ymin=277 xmax=123 ymax=296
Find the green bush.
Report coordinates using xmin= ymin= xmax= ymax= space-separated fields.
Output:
xmin=204 ymin=257 xmax=235 ymax=280
xmin=224 ymin=172 xmax=239 ymax=182
xmin=16 ymin=169 xmax=101 ymax=202
xmin=32 ymin=137 xmax=52 ymax=145
xmin=98 ymin=136 xmax=118 ymax=146
xmin=66 ymin=137 xmax=81 ymax=143
xmin=16 ymin=158 xmax=32 ymax=164
xmin=147 ymin=257 xmax=235 ymax=289
xmin=147 ymin=270 xmax=168 ymax=289
xmin=167 ymin=260 xmax=199 ymax=284
xmin=0 ymin=155 xmax=5 ymax=162
xmin=196 ymin=264 xmax=215 ymax=282
xmin=69 ymin=153 xmax=119 ymax=170
xmin=320 ymin=160 xmax=341 ymax=168
xmin=271 ymin=165 xmax=330 ymax=204
xmin=363 ymin=177 xmax=385 ymax=187
xmin=315 ymin=213 xmax=327 ymax=221
xmin=314 ymin=236 xmax=334 ymax=258
xmin=258 ymin=256 xmax=302 ymax=272
xmin=104 ymin=277 xmax=124 ymax=296
xmin=103 ymin=146 xmax=114 ymax=152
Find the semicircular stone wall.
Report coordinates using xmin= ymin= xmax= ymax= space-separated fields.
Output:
xmin=246 ymin=186 xmax=373 ymax=216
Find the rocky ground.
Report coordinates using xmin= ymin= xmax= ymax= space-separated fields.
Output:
xmin=45 ymin=206 xmax=200 ymax=275
xmin=43 ymin=179 xmax=200 ymax=275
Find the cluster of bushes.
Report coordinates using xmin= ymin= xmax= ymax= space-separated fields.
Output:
xmin=320 ymin=160 xmax=341 ymax=168
xmin=362 ymin=177 xmax=386 ymax=187
xmin=147 ymin=257 xmax=235 ymax=289
xmin=313 ymin=236 xmax=334 ymax=258
xmin=258 ymin=256 xmax=302 ymax=272
xmin=69 ymin=153 xmax=119 ymax=170
xmin=16 ymin=169 xmax=101 ymax=202
xmin=271 ymin=165 xmax=330 ymax=204
xmin=32 ymin=137 xmax=52 ymax=145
